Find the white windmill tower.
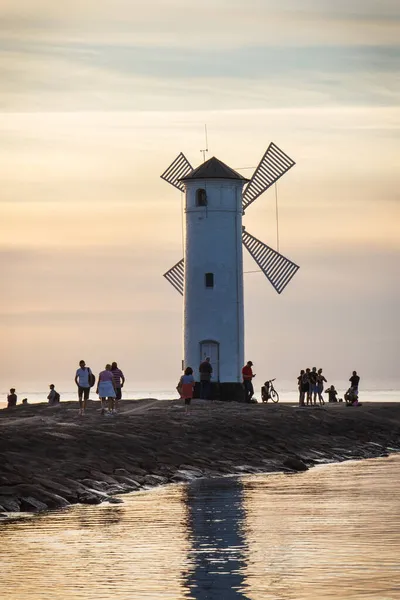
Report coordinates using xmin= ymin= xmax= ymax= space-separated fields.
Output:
xmin=161 ymin=144 xmax=299 ymax=401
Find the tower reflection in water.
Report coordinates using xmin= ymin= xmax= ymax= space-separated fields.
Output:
xmin=182 ymin=477 xmax=250 ymax=600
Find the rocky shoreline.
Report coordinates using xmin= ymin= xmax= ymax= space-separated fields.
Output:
xmin=1 ymin=399 xmax=399 ymax=521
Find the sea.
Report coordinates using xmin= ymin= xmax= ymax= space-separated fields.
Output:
xmin=1 ymin=381 xmax=399 ymax=407
xmin=1 ymin=455 xmax=400 ymax=599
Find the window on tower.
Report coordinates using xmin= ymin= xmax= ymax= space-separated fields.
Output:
xmin=205 ymin=273 xmax=214 ymax=288
xmin=196 ymin=188 xmax=207 ymax=207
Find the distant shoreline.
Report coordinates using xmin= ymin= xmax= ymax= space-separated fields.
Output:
xmin=1 ymin=399 xmax=399 ymax=523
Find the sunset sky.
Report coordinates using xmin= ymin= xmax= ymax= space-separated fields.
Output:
xmin=1 ymin=0 xmax=399 ymax=393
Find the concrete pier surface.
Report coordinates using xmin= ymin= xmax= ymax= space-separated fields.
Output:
xmin=1 ymin=399 xmax=399 ymax=519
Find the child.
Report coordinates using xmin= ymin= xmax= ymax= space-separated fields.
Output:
xmin=179 ymin=367 xmax=195 ymax=414
xmin=7 ymin=388 xmax=17 ymax=409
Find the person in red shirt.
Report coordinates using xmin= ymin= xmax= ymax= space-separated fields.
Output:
xmin=242 ymin=361 xmax=256 ymax=403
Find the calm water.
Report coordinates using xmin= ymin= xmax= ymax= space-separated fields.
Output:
xmin=1 ymin=456 xmax=400 ymax=600
xmin=1 ymin=387 xmax=399 ymax=408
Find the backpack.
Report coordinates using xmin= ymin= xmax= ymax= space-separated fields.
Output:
xmin=53 ymin=391 xmax=60 ymax=403
xmin=88 ymin=368 xmax=96 ymax=388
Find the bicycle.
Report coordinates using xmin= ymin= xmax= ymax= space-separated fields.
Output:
xmin=261 ymin=379 xmax=279 ymax=403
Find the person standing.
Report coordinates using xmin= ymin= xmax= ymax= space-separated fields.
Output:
xmin=242 ymin=361 xmax=256 ymax=403
xmin=199 ymin=357 xmax=213 ymax=400
xmin=297 ymin=370 xmax=306 ymax=406
xmin=74 ymin=360 xmax=94 ymax=416
xmin=304 ymin=368 xmax=311 ymax=405
xmin=96 ymin=364 xmax=116 ymax=415
xmin=316 ymin=368 xmax=327 ymax=404
xmin=349 ymin=370 xmax=360 ymax=394
xmin=7 ymin=388 xmax=17 ymax=409
xmin=309 ymin=367 xmax=318 ymax=404
xmin=111 ymin=362 xmax=125 ymax=412
xmin=179 ymin=367 xmax=195 ymax=414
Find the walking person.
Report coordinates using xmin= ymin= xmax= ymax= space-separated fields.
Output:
xmin=242 ymin=361 xmax=256 ymax=403
xmin=74 ymin=360 xmax=94 ymax=416
xmin=316 ymin=368 xmax=327 ymax=405
xmin=7 ymin=388 xmax=17 ymax=409
xmin=178 ymin=367 xmax=195 ymax=414
xmin=199 ymin=357 xmax=213 ymax=400
xmin=111 ymin=362 xmax=125 ymax=412
xmin=96 ymin=364 xmax=116 ymax=415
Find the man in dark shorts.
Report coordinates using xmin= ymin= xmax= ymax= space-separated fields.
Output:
xmin=111 ymin=362 xmax=125 ymax=411
xmin=74 ymin=360 xmax=93 ymax=415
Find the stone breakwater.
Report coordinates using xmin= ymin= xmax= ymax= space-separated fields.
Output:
xmin=0 ymin=399 xmax=399 ymax=518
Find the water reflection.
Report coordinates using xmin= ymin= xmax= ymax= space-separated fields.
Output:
xmin=183 ymin=477 xmax=249 ymax=599
xmin=1 ymin=457 xmax=400 ymax=600
xmin=242 ymin=457 xmax=400 ymax=600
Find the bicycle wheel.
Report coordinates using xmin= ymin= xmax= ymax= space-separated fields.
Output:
xmin=270 ymin=389 xmax=279 ymax=403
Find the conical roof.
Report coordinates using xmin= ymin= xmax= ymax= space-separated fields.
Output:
xmin=180 ymin=156 xmax=249 ymax=182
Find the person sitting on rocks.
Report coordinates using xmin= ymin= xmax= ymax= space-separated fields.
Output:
xmin=7 ymin=388 xmax=17 ymax=409
xmin=47 ymin=384 xmax=60 ymax=405
xmin=325 ymin=385 xmax=338 ymax=403
xmin=22 ymin=398 xmax=29 ymax=405
xmin=345 ymin=387 xmax=361 ymax=406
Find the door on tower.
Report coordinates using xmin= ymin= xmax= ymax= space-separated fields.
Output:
xmin=200 ymin=340 xmax=220 ymax=381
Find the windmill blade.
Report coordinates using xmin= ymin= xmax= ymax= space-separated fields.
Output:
xmin=242 ymin=143 xmax=295 ymax=210
xmin=160 ymin=153 xmax=193 ymax=192
xmin=242 ymin=229 xmax=299 ymax=294
xmin=163 ymin=258 xmax=184 ymax=295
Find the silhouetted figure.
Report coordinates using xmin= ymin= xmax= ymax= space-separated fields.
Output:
xmin=349 ymin=371 xmax=360 ymax=393
xmin=304 ymin=368 xmax=311 ymax=405
xmin=297 ymin=370 xmax=307 ymax=406
xmin=316 ymin=368 xmax=327 ymax=404
xmin=47 ymin=384 xmax=60 ymax=405
xmin=96 ymin=364 xmax=116 ymax=415
xmin=345 ymin=387 xmax=361 ymax=406
xmin=325 ymin=385 xmax=338 ymax=403
xmin=7 ymin=388 xmax=17 ymax=409
xmin=111 ymin=362 xmax=125 ymax=412
xmin=74 ymin=359 xmax=94 ymax=415
xmin=242 ymin=361 xmax=255 ymax=403
xmin=310 ymin=367 xmax=318 ymax=404
xmin=179 ymin=367 xmax=195 ymax=414
xmin=199 ymin=357 xmax=213 ymax=400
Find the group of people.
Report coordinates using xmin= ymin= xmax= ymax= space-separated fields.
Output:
xmin=297 ymin=368 xmax=361 ymax=407
xmin=297 ymin=367 xmax=327 ymax=406
xmin=75 ymin=360 xmax=125 ymax=416
xmin=177 ymin=358 xmax=257 ymax=411
xmin=176 ymin=357 xmax=214 ymax=414
xmin=6 ymin=360 xmax=126 ymax=415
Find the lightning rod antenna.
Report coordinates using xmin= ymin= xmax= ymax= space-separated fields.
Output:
xmin=200 ymin=124 xmax=209 ymax=162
